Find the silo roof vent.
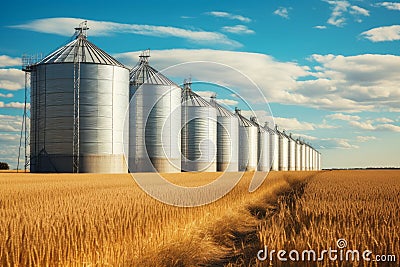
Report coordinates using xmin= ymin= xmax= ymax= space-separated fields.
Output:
xmin=36 ymin=22 xmax=125 ymax=67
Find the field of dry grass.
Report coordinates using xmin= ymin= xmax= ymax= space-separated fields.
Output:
xmin=0 ymin=170 xmax=398 ymax=266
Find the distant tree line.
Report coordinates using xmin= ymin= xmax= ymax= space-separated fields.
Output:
xmin=0 ymin=162 xmax=9 ymax=170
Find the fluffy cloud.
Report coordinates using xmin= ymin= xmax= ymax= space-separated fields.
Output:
xmin=273 ymin=7 xmax=290 ymax=19
xmin=10 ymin=17 xmax=241 ymax=48
xmin=221 ymin=25 xmax=254 ymax=35
xmin=349 ymin=120 xmax=375 ymax=130
xmin=216 ymin=98 xmax=239 ymax=106
xmin=326 ymin=113 xmax=360 ymax=121
xmin=0 ymin=93 xmax=14 ymax=98
xmin=307 ymin=53 xmax=400 ymax=112
xmin=374 ymin=117 xmax=394 ymax=123
xmin=116 ymin=49 xmax=400 ymax=113
xmin=324 ymin=0 xmax=369 ymax=26
xmin=317 ymin=138 xmax=359 ymax=149
xmin=361 ymin=25 xmax=400 ymax=42
xmin=0 ymin=55 xmax=21 ymax=67
xmin=272 ymin=117 xmax=315 ymax=131
xmin=375 ymin=2 xmax=400 ymax=11
xmin=314 ymin=25 xmax=327 ymax=29
xmin=356 ymin=136 xmax=377 ymax=142
xmin=0 ymin=68 xmax=25 ymax=90
xmin=349 ymin=120 xmax=400 ymax=132
xmin=205 ymin=11 xmax=251 ymax=23
xmin=0 ymin=115 xmax=29 ymax=169
xmin=0 ymin=101 xmax=28 ymax=109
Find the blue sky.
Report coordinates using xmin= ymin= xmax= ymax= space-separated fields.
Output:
xmin=0 ymin=0 xmax=399 ymax=169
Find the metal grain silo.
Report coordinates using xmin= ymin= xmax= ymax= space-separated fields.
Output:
xmin=209 ymin=97 xmax=239 ymax=172
xmin=251 ymin=119 xmax=271 ymax=172
xmin=269 ymin=126 xmax=279 ymax=171
xmin=277 ymin=128 xmax=289 ymax=171
xmin=236 ymin=109 xmax=258 ymax=171
xmin=30 ymin=25 xmax=129 ymax=173
xmin=306 ymin=144 xmax=312 ymax=171
xmin=288 ymin=134 xmax=296 ymax=171
xmin=295 ymin=139 xmax=301 ymax=171
xmin=300 ymin=141 xmax=306 ymax=171
xmin=318 ymin=152 xmax=322 ymax=170
xmin=129 ymin=51 xmax=181 ymax=173
xmin=181 ymin=81 xmax=217 ymax=172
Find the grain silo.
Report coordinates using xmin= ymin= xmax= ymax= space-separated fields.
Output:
xmin=236 ymin=109 xmax=258 ymax=171
xmin=209 ymin=96 xmax=239 ymax=172
xmin=250 ymin=118 xmax=271 ymax=172
xmin=277 ymin=128 xmax=289 ymax=171
xmin=288 ymin=134 xmax=296 ymax=171
xmin=181 ymin=80 xmax=217 ymax=172
xmin=269 ymin=125 xmax=279 ymax=171
xmin=305 ymin=144 xmax=310 ymax=171
xmin=310 ymin=148 xmax=313 ymax=170
xmin=30 ymin=24 xmax=129 ymax=173
xmin=300 ymin=141 xmax=306 ymax=171
xmin=129 ymin=50 xmax=181 ymax=173
xmin=318 ymin=152 xmax=322 ymax=170
xmin=295 ymin=139 xmax=301 ymax=171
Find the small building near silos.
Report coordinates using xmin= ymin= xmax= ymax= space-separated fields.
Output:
xmin=181 ymin=81 xmax=217 ymax=172
xmin=129 ymin=51 xmax=181 ymax=173
xmin=236 ymin=109 xmax=258 ymax=171
xmin=209 ymin=96 xmax=239 ymax=172
xmin=29 ymin=25 xmax=129 ymax=173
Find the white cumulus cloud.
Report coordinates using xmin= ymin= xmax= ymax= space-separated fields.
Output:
xmin=0 ymin=68 xmax=25 ymax=90
xmin=206 ymin=11 xmax=251 ymax=23
xmin=273 ymin=7 xmax=290 ymax=19
xmin=326 ymin=113 xmax=360 ymax=121
xmin=0 ymin=55 xmax=21 ymax=67
xmin=356 ymin=136 xmax=377 ymax=142
xmin=375 ymin=2 xmax=400 ymax=11
xmin=222 ymin=25 xmax=254 ymax=34
xmin=10 ymin=17 xmax=242 ymax=48
xmin=361 ymin=25 xmax=400 ymax=42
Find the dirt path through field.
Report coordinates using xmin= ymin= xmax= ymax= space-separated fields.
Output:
xmin=138 ymin=171 xmax=320 ymax=266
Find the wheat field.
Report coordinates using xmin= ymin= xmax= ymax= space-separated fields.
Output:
xmin=0 ymin=170 xmax=398 ymax=266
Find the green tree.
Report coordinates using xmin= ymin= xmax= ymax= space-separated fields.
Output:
xmin=0 ymin=162 xmax=10 ymax=170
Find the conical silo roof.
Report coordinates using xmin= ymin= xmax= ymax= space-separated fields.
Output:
xmin=209 ymin=96 xmax=235 ymax=117
xmin=235 ymin=108 xmax=258 ymax=127
xmin=181 ymin=80 xmax=213 ymax=107
xmin=130 ymin=51 xmax=176 ymax=86
xmin=37 ymin=27 xmax=125 ymax=67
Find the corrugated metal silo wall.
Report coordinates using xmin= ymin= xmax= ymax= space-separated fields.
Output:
xmin=270 ymin=133 xmax=279 ymax=171
xmin=295 ymin=141 xmax=301 ymax=171
xmin=304 ymin=145 xmax=310 ymax=171
xmin=181 ymin=105 xmax=217 ymax=172
xmin=238 ymin=125 xmax=258 ymax=171
xmin=318 ymin=153 xmax=322 ymax=170
xmin=300 ymin=144 xmax=306 ymax=171
xmin=278 ymin=134 xmax=288 ymax=171
xmin=217 ymin=116 xmax=239 ymax=172
xmin=129 ymin=84 xmax=181 ymax=173
xmin=257 ymin=128 xmax=270 ymax=171
xmin=288 ymin=138 xmax=296 ymax=171
xmin=30 ymin=63 xmax=129 ymax=173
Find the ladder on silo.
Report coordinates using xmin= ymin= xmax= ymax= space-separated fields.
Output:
xmin=72 ymin=21 xmax=87 ymax=173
